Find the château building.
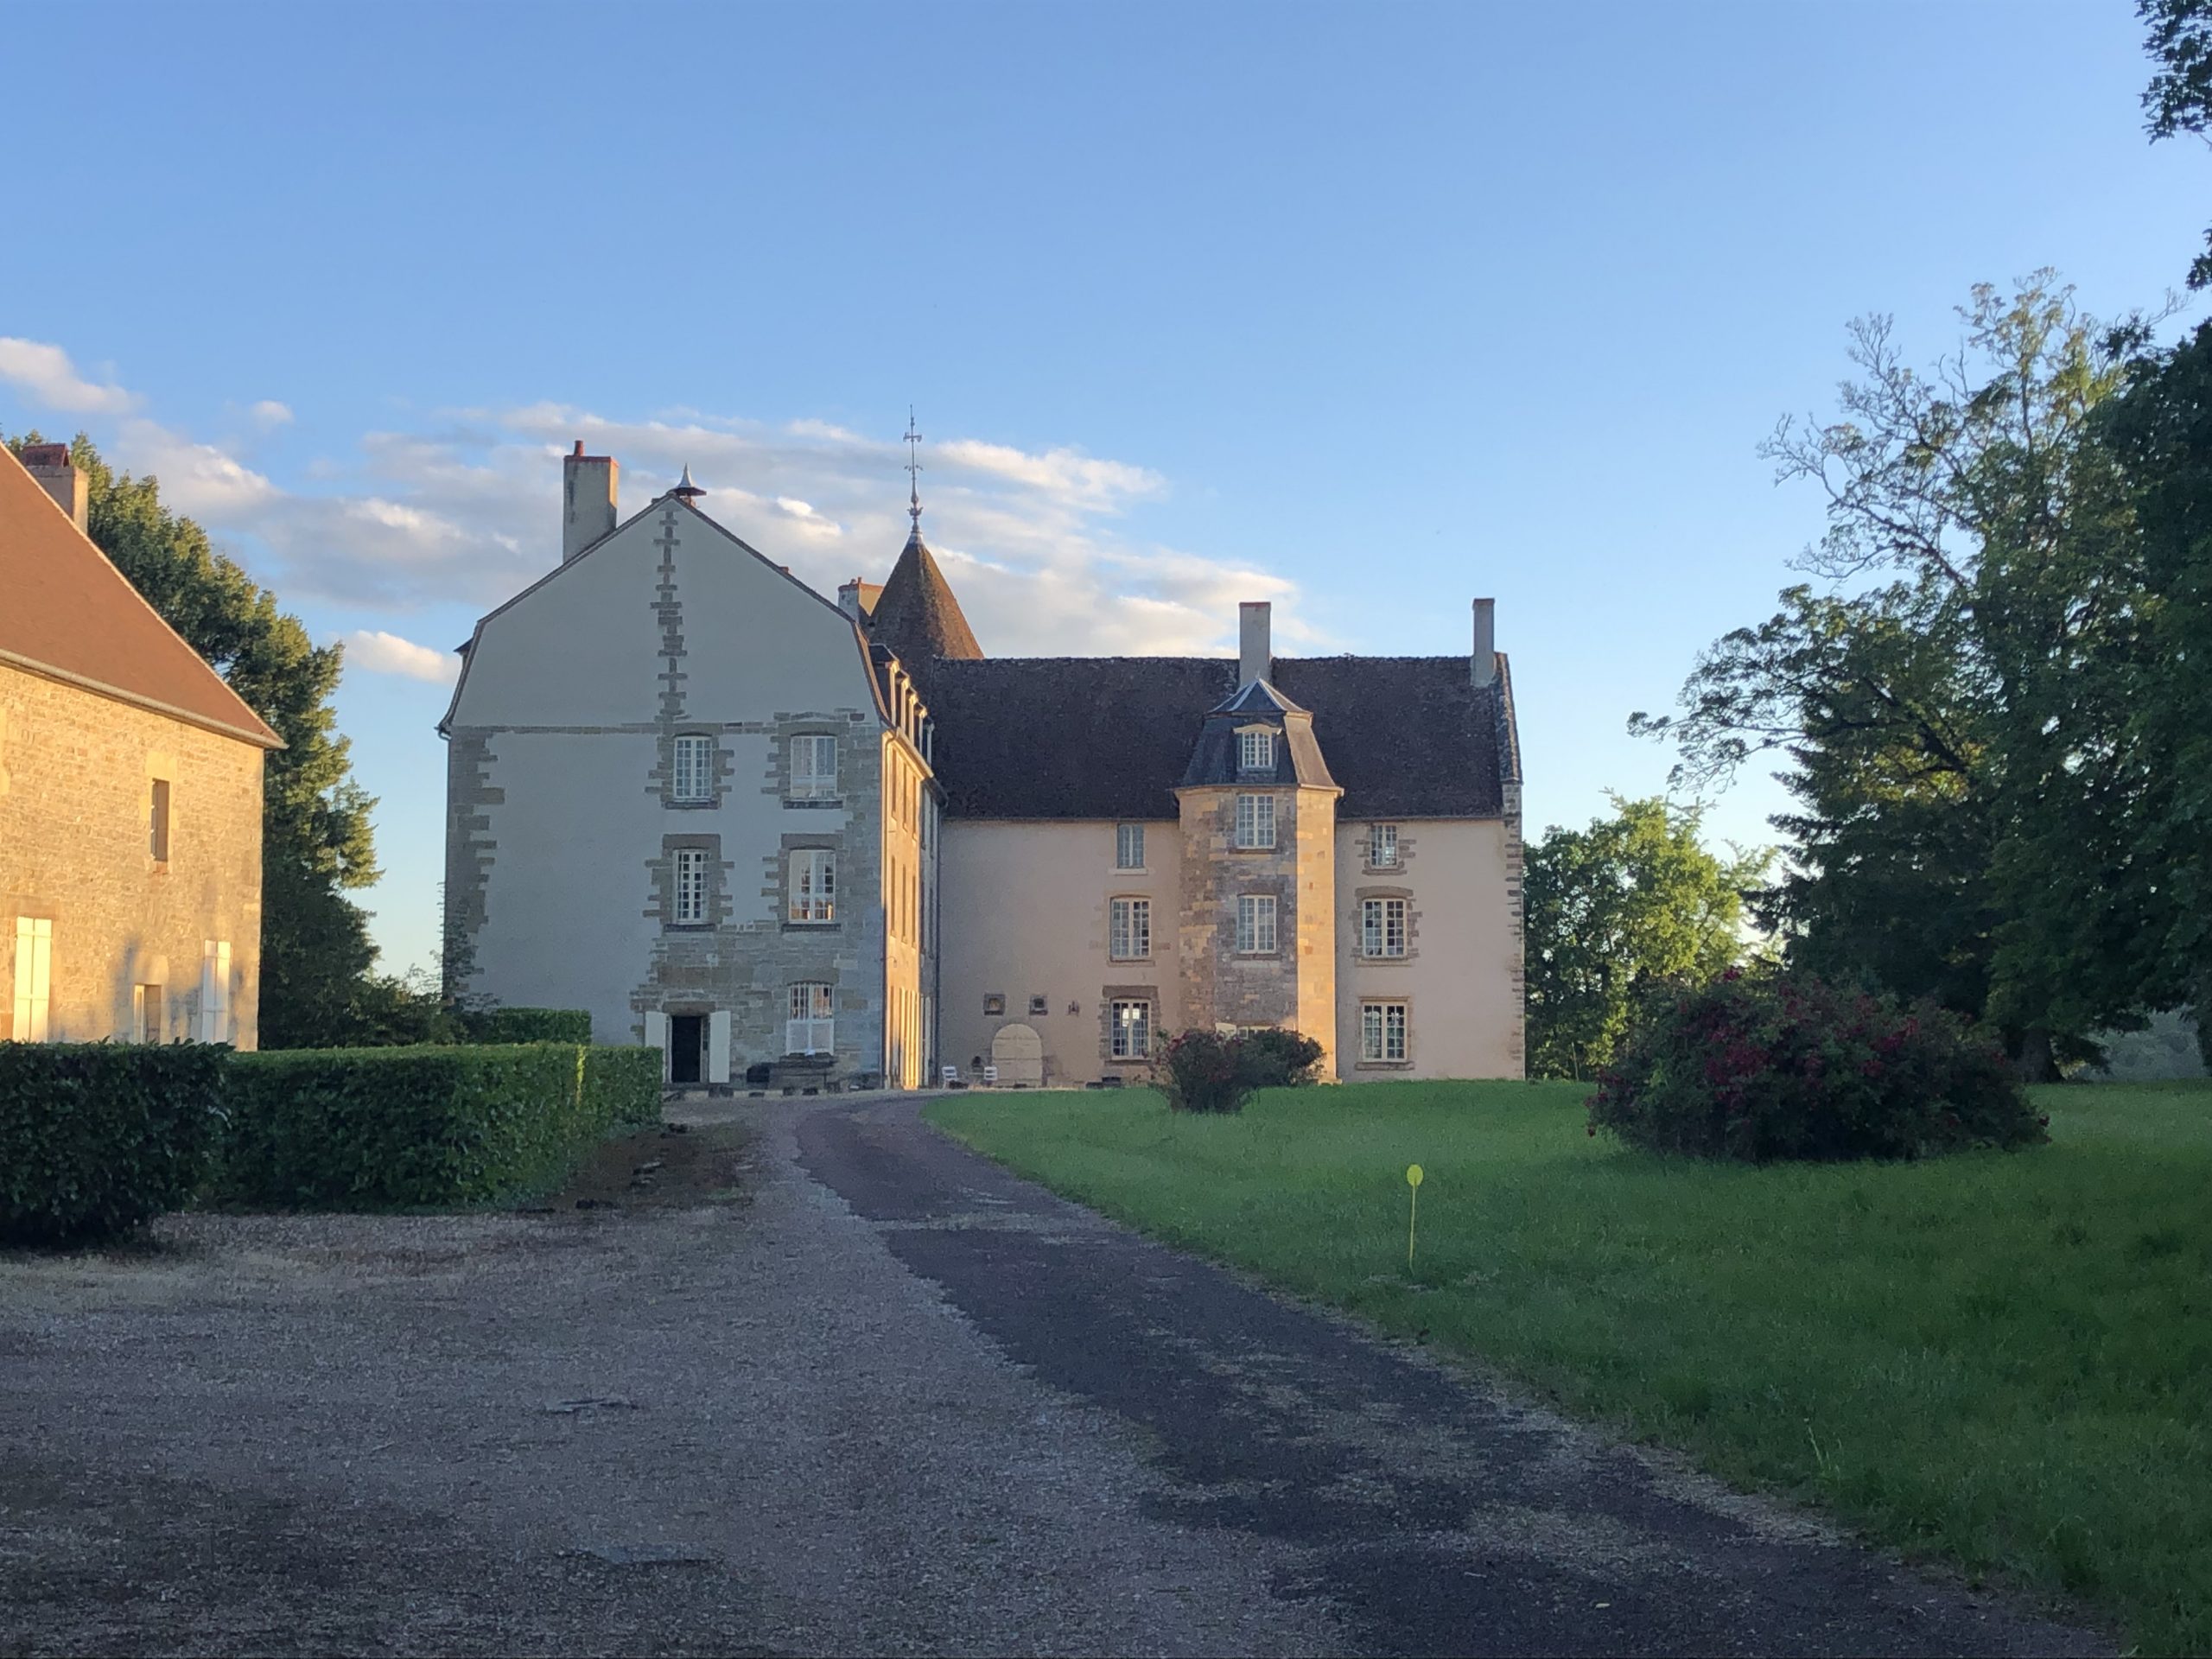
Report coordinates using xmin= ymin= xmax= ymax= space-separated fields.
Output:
xmin=441 ymin=442 xmax=1522 ymax=1086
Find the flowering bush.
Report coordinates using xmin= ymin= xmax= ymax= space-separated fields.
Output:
xmin=1586 ymin=970 xmax=2047 ymax=1162
xmin=1160 ymin=1029 xmax=1250 ymax=1114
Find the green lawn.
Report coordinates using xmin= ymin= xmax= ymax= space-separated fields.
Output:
xmin=927 ymin=1079 xmax=2212 ymax=1654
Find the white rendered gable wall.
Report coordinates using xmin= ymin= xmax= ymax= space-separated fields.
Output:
xmin=447 ymin=499 xmax=893 ymax=1077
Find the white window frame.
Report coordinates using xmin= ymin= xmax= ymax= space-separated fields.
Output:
xmin=1238 ymin=728 xmax=1275 ymax=772
xmin=132 ymin=983 xmax=162 ymax=1044
xmin=1115 ymin=823 xmax=1146 ymax=871
xmin=1109 ymin=896 xmax=1151 ymax=961
xmin=1361 ymin=897 xmax=1408 ymax=958
xmin=1361 ymin=1001 xmax=1408 ymax=1064
xmin=1234 ymin=792 xmax=1276 ymax=850
xmin=788 ymin=734 xmax=839 ymax=800
xmin=788 ymin=849 xmax=836 ymax=925
xmin=786 ymin=982 xmax=835 ymax=1055
xmin=1236 ymin=893 xmax=1278 ymax=955
xmin=671 ymin=734 xmax=715 ymax=803
xmin=1110 ymin=999 xmax=1152 ymax=1061
xmin=1368 ymin=823 xmax=1399 ymax=868
xmin=673 ymin=848 xmax=710 ymax=925
xmin=198 ymin=939 xmax=232 ymax=1044
xmin=12 ymin=917 xmax=53 ymax=1042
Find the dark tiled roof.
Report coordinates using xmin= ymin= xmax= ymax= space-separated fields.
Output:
xmin=868 ymin=531 xmax=981 ymax=676
xmin=1177 ymin=690 xmax=1338 ymax=792
xmin=926 ymin=654 xmax=1510 ymax=821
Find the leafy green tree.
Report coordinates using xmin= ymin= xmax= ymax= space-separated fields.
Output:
xmin=1635 ymin=278 xmax=2158 ymax=1077
xmin=2142 ymin=0 xmax=2212 ymax=287
xmin=2100 ymin=319 xmax=2212 ymax=1064
xmin=6 ymin=432 xmax=382 ymax=1047
xmin=1523 ymin=797 xmax=1769 ymax=1080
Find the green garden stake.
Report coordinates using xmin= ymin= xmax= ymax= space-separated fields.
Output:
xmin=1406 ymin=1163 xmax=1423 ymax=1270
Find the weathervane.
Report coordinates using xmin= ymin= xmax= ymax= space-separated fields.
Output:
xmin=904 ymin=408 xmax=924 ymax=535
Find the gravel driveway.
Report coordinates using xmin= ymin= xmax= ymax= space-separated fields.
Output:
xmin=0 ymin=1095 xmax=2104 ymax=1656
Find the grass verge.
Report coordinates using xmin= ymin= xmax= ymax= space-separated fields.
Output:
xmin=927 ymin=1078 xmax=2212 ymax=1653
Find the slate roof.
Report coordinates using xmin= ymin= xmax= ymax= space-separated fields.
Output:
xmin=1177 ymin=681 xmax=1339 ymax=793
xmin=925 ymin=653 xmax=1513 ymax=821
xmin=868 ymin=531 xmax=982 ymax=677
xmin=0 ymin=446 xmax=282 ymax=748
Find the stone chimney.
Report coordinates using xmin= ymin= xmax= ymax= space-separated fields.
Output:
xmin=1238 ymin=601 xmax=1272 ymax=687
xmin=562 ymin=440 xmax=618 ymax=563
xmin=1471 ymin=597 xmax=1497 ymax=688
xmin=21 ymin=443 xmax=87 ymax=533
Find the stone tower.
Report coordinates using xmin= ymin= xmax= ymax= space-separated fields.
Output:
xmin=1173 ymin=602 xmax=1340 ymax=1065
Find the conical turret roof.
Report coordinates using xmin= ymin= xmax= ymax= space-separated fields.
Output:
xmin=870 ymin=527 xmax=982 ymax=671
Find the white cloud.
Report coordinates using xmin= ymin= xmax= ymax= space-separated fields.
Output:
xmin=250 ymin=399 xmax=294 ymax=428
xmin=0 ymin=338 xmax=139 ymax=415
xmin=0 ymin=334 xmax=1309 ymax=656
xmin=341 ymin=629 xmax=460 ymax=684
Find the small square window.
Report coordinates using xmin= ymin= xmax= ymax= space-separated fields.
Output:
xmin=1028 ymin=995 xmax=1049 ymax=1016
xmin=1116 ymin=823 xmax=1145 ymax=870
xmin=983 ymin=993 xmax=1006 ymax=1016
xmin=1238 ymin=729 xmax=1274 ymax=772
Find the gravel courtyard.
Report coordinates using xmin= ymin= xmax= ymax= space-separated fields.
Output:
xmin=0 ymin=1097 xmax=2104 ymax=1657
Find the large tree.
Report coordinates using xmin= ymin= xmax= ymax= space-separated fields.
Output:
xmin=2142 ymin=0 xmax=2212 ymax=287
xmin=7 ymin=433 xmax=381 ymax=1047
xmin=1523 ymin=797 xmax=1768 ymax=1080
xmin=1635 ymin=278 xmax=2159 ymax=1076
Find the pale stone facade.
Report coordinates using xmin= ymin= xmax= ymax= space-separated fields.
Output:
xmin=1 ymin=446 xmax=276 ymax=1049
xmin=442 ymin=447 xmax=1522 ymax=1089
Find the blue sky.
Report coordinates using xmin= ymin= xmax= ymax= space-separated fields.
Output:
xmin=3 ymin=2 xmax=2202 ymax=976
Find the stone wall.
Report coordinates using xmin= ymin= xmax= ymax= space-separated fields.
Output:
xmin=0 ymin=661 xmax=264 ymax=1046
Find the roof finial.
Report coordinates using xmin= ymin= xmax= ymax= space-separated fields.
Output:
xmin=904 ymin=407 xmax=924 ymax=539
xmin=671 ymin=463 xmax=704 ymax=502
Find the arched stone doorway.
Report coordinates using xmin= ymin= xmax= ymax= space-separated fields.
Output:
xmin=990 ymin=1023 xmax=1044 ymax=1087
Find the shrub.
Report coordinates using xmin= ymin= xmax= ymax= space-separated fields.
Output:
xmin=461 ymin=1007 xmax=593 ymax=1045
xmin=1160 ymin=1029 xmax=1251 ymax=1114
xmin=1587 ymin=970 xmax=2047 ymax=1163
xmin=1237 ymin=1027 xmax=1325 ymax=1089
xmin=216 ymin=1042 xmax=654 ymax=1209
xmin=1 ymin=1043 xmax=229 ymax=1244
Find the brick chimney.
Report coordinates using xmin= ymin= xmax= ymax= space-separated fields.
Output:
xmin=1238 ymin=601 xmax=1271 ymax=687
xmin=562 ymin=440 xmax=618 ymax=563
xmin=1471 ymin=597 xmax=1497 ymax=688
xmin=21 ymin=443 xmax=87 ymax=533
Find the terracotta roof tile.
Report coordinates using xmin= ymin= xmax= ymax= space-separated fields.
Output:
xmin=0 ymin=448 xmax=281 ymax=747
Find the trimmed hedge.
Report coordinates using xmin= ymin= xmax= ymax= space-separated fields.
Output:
xmin=461 ymin=1007 xmax=593 ymax=1045
xmin=215 ymin=1042 xmax=661 ymax=1210
xmin=2 ymin=1043 xmax=229 ymax=1244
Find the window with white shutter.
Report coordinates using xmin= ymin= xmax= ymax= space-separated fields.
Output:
xmin=198 ymin=939 xmax=232 ymax=1044
xmin=12 ymin=918 xmax=52 ymax=1042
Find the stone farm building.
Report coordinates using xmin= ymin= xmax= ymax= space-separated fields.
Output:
xmin=1 ymin=444 xmax=277 ymax=1048
xmin=442 ymin=445 xmax=1523 ymax=1088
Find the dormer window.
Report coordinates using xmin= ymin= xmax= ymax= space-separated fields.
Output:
xmin=1238 ymin=729 xmax=1275 ymax=772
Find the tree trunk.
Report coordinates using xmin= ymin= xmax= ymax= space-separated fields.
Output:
xmin=2011 ymin=1027 xmax=2061 ymax=1084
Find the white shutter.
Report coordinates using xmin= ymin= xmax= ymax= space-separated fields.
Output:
xmin=707 ymin=1010 xmax=731 ymax=1083
xmin=644 ymin=1010 xmax=668 ymax=1078
xmin=14 ymin=918 xmax=52 ymax=1043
